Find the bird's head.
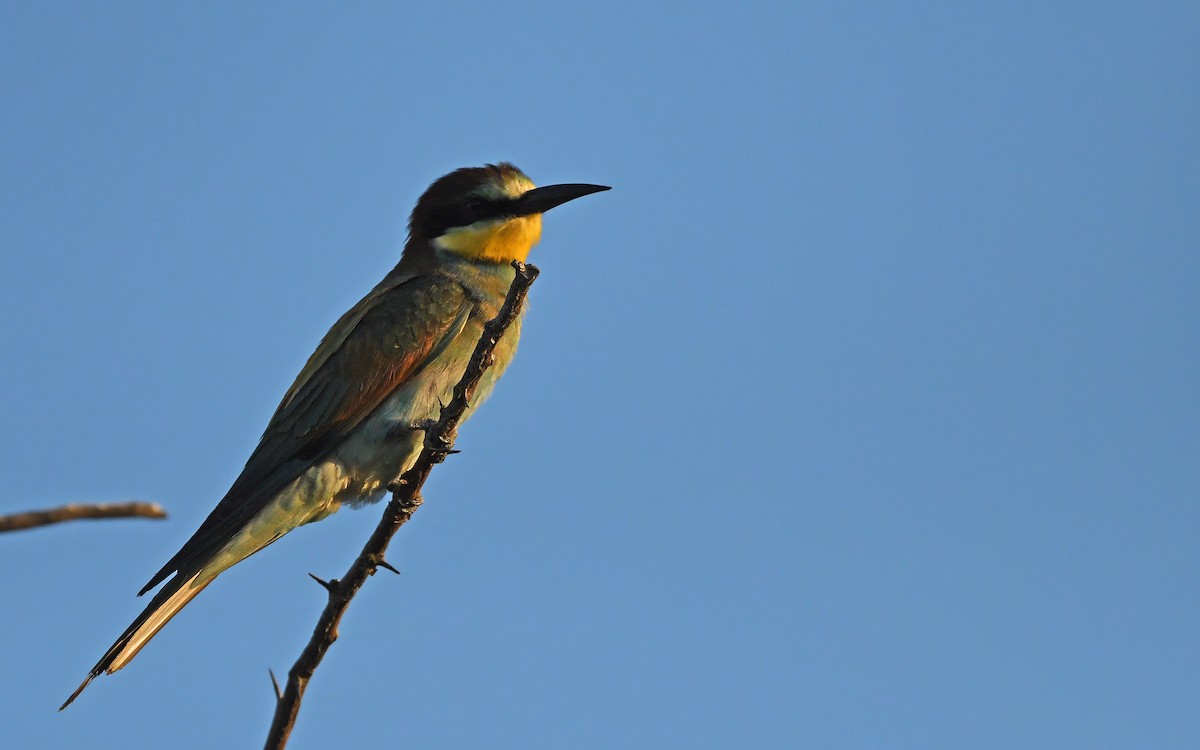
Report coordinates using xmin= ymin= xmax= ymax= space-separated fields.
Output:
xmin=408 ymin=163 xmax=609 ymax=263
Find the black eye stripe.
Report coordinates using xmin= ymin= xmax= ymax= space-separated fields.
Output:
xmin=459 ymin=198 xmax=513 ymax=225
xmin=421 ymin=195 xmax=517 ymax=237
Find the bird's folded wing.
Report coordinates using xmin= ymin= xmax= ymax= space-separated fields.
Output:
xmin=139 ymin=273 xmax=472 ymax=595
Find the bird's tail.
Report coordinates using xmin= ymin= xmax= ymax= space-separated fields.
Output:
xmin=60 ymin=570 xmax=211 ymax=710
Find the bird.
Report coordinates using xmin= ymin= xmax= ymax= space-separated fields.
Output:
xmin=61 ymin=163 xmax=609 ymax=708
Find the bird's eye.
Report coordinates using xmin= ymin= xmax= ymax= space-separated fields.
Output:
xmin=465 ymin=198 xmax=486 ymax=216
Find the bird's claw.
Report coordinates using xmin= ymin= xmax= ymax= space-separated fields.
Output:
xmin=409 ymin=418 xmax=438 ymax=433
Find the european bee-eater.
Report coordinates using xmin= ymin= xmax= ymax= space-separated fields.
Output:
xmin=62 ymin=163 xmax=609 ymax=708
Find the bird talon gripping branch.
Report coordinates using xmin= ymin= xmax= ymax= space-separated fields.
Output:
xmin=424 ymin=432 xmax=456 ymax=454
xmin=409 ymin=418 xmax=438 ymax=433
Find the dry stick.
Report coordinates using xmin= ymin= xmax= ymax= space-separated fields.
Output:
xmin=0 ymin=502 xmax=167 ymax=533
xmin=263 ymin=261 xmax=540 ymax=750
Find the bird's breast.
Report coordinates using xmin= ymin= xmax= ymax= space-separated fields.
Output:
xmin=330 ymin=310 xmax=522 ymax=505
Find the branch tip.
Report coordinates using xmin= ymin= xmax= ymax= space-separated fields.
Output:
xmin=0 ymin=501 xmax=168 ymax=533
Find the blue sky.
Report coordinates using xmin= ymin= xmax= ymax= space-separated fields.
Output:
xmin=1 ymin=2 xmax=1197 ymax=748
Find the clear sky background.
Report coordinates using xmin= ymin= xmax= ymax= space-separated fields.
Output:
xmin=1 ymin=3 xmax=1196 ymax=748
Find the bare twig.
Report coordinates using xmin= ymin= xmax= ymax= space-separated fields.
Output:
xmin=0 ymin=502 xmax=167 ymax=533
xmin=263 ymin=261 xmax=539 ymax=750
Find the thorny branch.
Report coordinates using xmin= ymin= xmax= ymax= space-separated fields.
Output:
xmin=263 ymin=261 xmax=540 ymax=750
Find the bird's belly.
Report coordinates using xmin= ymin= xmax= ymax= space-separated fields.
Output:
xmin=323 ymin=348 xmax=478 ymax=508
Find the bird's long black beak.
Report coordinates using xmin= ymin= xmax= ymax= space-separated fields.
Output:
xmin=514 ymin=183 xmax=610 ymax=216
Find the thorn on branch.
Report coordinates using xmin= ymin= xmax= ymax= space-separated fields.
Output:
xmin=268 ymin=669 xmax=283 ymax=703
xmin=374 ymin=557 xmax=401 ymax=575
xmin=307 ymin=573 xmax=337 ymax=594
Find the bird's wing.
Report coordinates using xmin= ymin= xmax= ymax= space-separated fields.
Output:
xmin=140 ymin=272 xmax=472 ymax=595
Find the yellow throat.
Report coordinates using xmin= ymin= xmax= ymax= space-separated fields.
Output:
xmin=434 ymin=213 xmax=543 ymax=263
